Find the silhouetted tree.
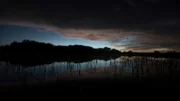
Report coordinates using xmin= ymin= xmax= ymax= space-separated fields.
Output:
xmin=0 ymin=40 xmax=121 ymax=66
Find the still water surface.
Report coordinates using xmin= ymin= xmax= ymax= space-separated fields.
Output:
xmin=0 ymin=56 xmax=180 ymax=85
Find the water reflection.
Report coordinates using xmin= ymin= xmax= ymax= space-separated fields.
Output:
xmin=0 ymin=56 xmax=180 ymax=85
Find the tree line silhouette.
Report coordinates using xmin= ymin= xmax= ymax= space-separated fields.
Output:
xmin=0 ymin=40 xmax=121 ymax=66
xmin=0 ymin=40 xmax=179 ymax=66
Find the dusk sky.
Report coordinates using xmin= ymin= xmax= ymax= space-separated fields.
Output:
xmin=0 ymin=25 xmax=111 ymax=48
xmin=0 ymin=0 xmax=180 ymax=52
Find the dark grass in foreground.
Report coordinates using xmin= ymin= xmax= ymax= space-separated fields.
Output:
xmin=1 ymin=77 xmax=180 ymax=96
xmin=0 ymin=40 xmax=180 ymax=96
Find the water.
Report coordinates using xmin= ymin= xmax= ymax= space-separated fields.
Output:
xmin=0 ymin=56 xmax=180 ymax=85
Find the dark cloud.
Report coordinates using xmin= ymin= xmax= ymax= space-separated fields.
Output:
xmin=0 ymin=0 xmax=180 ymax=51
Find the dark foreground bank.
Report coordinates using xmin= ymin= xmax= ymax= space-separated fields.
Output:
xmin=1 ymin=77 xmax=180 ymax=96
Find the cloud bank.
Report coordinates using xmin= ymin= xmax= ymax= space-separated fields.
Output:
xmin=0 ymin=0 xmax=180 ymax=52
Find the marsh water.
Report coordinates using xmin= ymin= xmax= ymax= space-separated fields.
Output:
xmin=0 ymin=56 xmax=180 ymax=85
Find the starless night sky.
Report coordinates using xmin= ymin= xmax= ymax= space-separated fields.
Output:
xmin=0 ymin=0 xmax=180 ymax=52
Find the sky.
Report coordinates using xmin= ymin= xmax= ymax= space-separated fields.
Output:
xmin=0 ymin=24 xmax=111 ymax=48
xmin=0 ymin=0 xmax=180 ymax=52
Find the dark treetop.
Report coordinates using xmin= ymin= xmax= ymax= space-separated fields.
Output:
xmin=0 ymin=40 xmax=120 ymax=66
xmin=0 ymin=40 xmax=180 ymax=66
